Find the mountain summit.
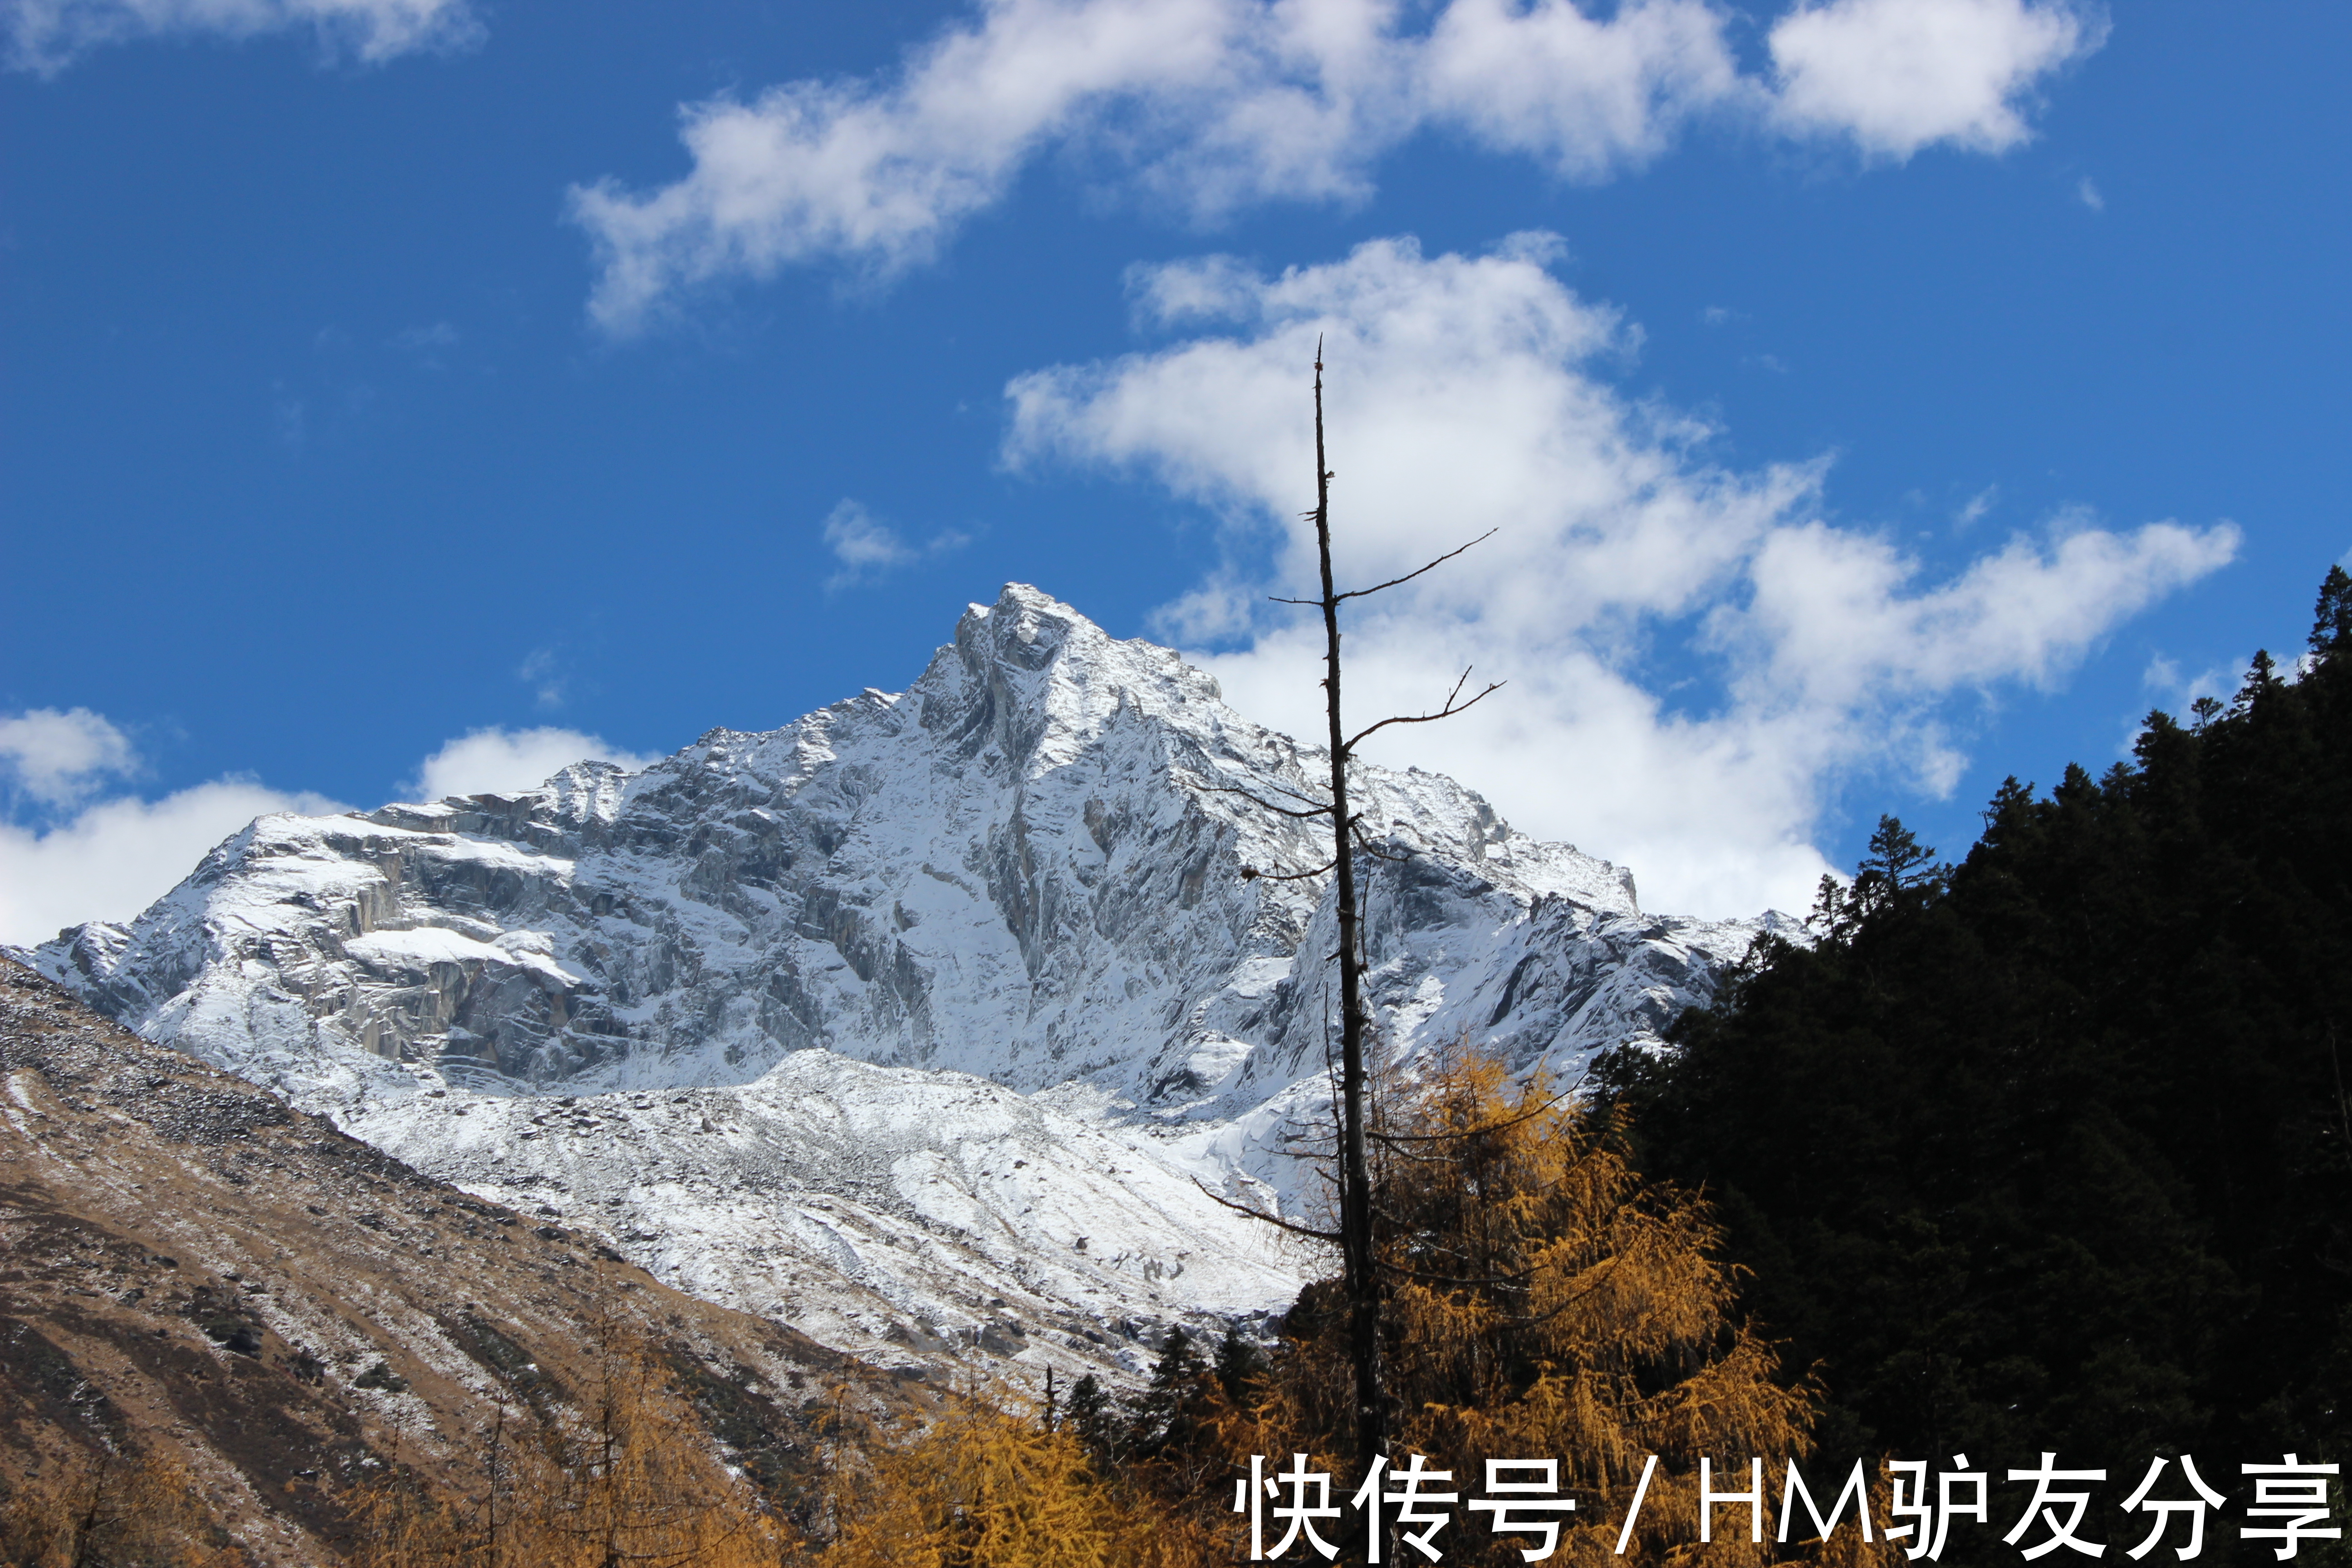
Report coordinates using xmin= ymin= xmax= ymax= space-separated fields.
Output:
xmin=19 ymin=585 xmax=1777 ymax=1379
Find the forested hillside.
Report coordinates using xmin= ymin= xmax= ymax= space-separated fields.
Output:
xmin=1603 ymin=570 xmax=2352 ymax=1513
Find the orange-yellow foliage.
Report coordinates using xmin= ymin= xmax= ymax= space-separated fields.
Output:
xmin=0 ymin=1447 xmax=235 ymax=1568
xmin=1213 ymin=1045 xmax=1902 ymax=1568
xmin=347 ymin=1323 xmax=794 ymax=1568
xmin=346 ymin=1338 xmax=1205 ymax=1568
xmin=820 ymin=1402 xmax=1208 ymax=1568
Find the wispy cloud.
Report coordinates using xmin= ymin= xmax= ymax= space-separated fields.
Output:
xmin=390 ymin=320 xmax=460 ymax=367
xmin=2076 ymin=174 xmax=2104 ymax=210
xmin=5 ymin=0 xmax=481 ymax=74
xmin=571 ymin=0 xmax=2103 ymax=332
xmin=821 ymin=498 xmax=969 ymax=590
xmin=1003 ymin=233 xmax=2230 ymax=918
xmin=272 ymin=390 xmax=308 ymax=452
xmin=517 ymin=648 xmax=566 ymax=709
xmin=0 ymin=706 xmax=137 ymax=808
xmin=2143 ymin=651 xmax=2241 ymax=716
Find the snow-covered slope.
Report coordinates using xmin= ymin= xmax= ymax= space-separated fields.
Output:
xmin=20 ymin=584 xmax=1781 ymax=1381
xmin=339 ymin=1057 xmax=1309 ymax=1384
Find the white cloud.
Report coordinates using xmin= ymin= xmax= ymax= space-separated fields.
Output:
xmin=409 ymin=727 xmax=660 ymax=801
xmin=1003 ymin=235 xmax=2234 ymax=917
xmin=2076 ymin=174 xmax=2103 ymax=210
xmin=821 ymin=498 xmax=970 ymax=590
xmin=0 ymin=707 xmax=348 ymax=942
xmin=0 ymin=707 xmax=137 ymax=807
xmin=0 ymin=778 xmax=348 ymax=946
xmin=1417 ymin=0 xmax=1742 ymax=176
xmin=1720 ymin=517 xmax=2236 ymax=789
xmin=1767 ymin=0 xmax=2102 ymax=159
xmin=573 ymin=0 xmax=2099 ymax=331
xmin=5 ymin=0 xmax=480 ymax=74
xmin=824 ymin=499 xmax=917 ymax=576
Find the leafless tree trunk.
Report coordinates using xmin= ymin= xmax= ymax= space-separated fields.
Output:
xmin=1249 ymin=347 xmax=1499 ymax=1477
xmin=1307 ymin=356 xmax=1387 ymax=1474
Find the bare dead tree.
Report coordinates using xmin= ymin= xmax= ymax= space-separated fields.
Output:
xmin=1230 ymin=345 xmax=1500 ymax=1476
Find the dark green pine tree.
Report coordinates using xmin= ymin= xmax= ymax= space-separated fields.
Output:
xmin=1213 ymin=1324 xmax=1264 ymax=1406
xmin=1858 ymin=813 xmax=1939 ymax=889
xmin=2315 ymin=562 xmax=2352 ymax=647
xmin=1124 ymin=1325 xmax=1212 ymax=1460
xmin=1063 ymin=1372 xmax=1121 ymax=1465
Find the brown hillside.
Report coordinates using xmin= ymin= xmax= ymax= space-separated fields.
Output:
xmin=0 ymin=957 xmax=918 ymax=1564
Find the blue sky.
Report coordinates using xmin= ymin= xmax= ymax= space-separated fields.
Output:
xmin=3 ymin=0 xmax=2347 ymax=942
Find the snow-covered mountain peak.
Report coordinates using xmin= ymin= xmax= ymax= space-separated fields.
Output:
xmin=21 ymin=583 xmax=1722 ymax=1111
xmin=14 ymin=583 xmax=1777 ymax=1382
xmin=932 ymin=584 xmax=1230 ymax=775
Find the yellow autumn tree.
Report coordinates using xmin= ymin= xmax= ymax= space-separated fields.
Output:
xmin=348 ymin=1319 xmax=793 ymax=1568
xmin=819 ymin=1399 xmax=1208 ymax=1568
xmin=0 ymin=1446 xmax=236 ymax=1568
xmin=1205 ymin=1044 xmax=1899 ymax=1568
xmin=346 ymin=1318 xmax=1210 ymax=1568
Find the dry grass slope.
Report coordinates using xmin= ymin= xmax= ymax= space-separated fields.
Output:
xmin=0 ymin=958 xmax=920 ymax=1565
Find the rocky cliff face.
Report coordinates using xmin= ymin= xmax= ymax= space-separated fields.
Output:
xmin=16 ymin=584 xmax=1782 ymax=1377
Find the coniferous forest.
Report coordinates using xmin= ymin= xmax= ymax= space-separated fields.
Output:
xmin=1599 ymin=568 xmax=2352 ymax=1556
